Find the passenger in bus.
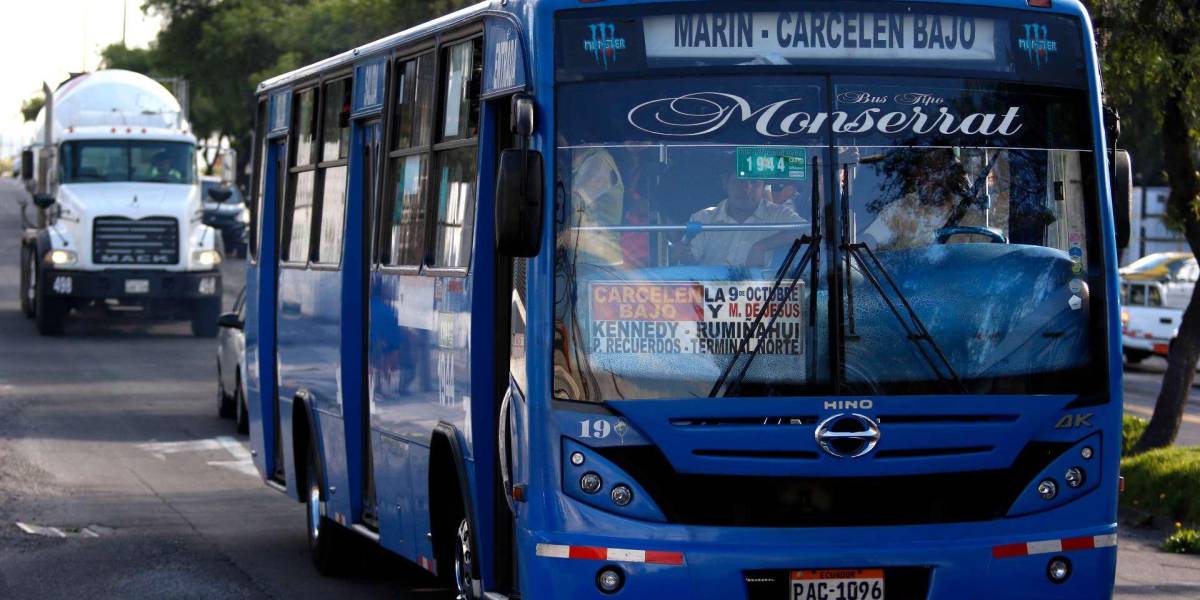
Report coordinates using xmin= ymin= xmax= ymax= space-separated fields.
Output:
xmin=677 ymin=172 xmax=806 ymax=267
xmin=857 ymin=147 xmax=974 ymax=251
xmin=564 ymin=146 xmax=625 ymax=265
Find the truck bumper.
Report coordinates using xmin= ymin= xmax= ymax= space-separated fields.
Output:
xmin=40 ymin=268 xmax=222 ymax=301
xmin=1121 ymin=334 xmax=1169 ymax=356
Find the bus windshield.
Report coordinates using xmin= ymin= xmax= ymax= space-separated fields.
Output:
xmin=552 ymin=11 xmax=1104 ymax=401
xmin=61 ymin=140 xmax=196 ymax=185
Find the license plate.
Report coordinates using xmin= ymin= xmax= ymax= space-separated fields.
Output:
xmin=790 ymin=569 xmax=884 ymax=600
xmin=125 ymin=279 xmax=150 ymax=294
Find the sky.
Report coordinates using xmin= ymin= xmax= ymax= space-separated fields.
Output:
xmin=0 ymin=0 xmax=163 ymax=158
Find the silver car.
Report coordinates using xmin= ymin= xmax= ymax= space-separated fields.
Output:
xmin=217 ymin=288 xmax=247 ymax=433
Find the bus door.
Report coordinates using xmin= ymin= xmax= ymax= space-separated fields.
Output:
xmin=249 ymin=136 xmax=286 ymax=481
xmin=358 ymin=118 xmax=383 ymax=527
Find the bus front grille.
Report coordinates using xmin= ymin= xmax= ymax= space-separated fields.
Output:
xmin=93 ymin=216 xmax=180 ymax=265
xmin=596 ymin=441 xmax=1071 ymax=527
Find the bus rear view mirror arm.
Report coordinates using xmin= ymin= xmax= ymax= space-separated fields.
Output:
xmin=495 ymin=148 xmax=545 ymax=258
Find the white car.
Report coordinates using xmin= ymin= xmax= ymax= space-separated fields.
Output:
xmin=1120 ymin=253 xmax=1197 ymax=363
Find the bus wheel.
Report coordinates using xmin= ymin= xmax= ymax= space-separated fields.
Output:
xmin=305 ymin=442 xmax=347 ymax=576
xmin=20 ymin=244 xmax=35 ymax=318
xmin=454 ymin=517 xmax=475 ymax=600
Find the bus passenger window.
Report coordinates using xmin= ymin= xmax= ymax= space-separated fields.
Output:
xmin=378 ymin=54 xmax=435 ymax=268
xmin=441 ymin=39 xmax=481 ymax=142
xmin=382 ymin=155 xmax=428 ymax=266
xmin=429 ymin=38 xmax=481 ymax=270
xmin=312 ymin=78 xmax=352 ymax=265
xmin=432 ymin=147 xmax=477 ymax=268
xmin=282 ymin=88 xmax=319 ymax=263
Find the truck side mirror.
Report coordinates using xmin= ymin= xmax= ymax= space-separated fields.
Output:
xmin=208 ymin=187 xmax=234 ymax=203
xmin=495 ymin=149 xmax=544 ymax=257
xmin=20 ymin=149 xmax=33 ymax=181
xmin=1113 ymin=150 xmax=1132 ymax=251
xmin=33 ymin=193 xmax=55 ymax=209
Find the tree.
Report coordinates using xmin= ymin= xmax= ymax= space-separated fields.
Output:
xmin=1092 ymin=0 xmax=1200 ymax=451
xmin=20 ymin=94 xmax=44 ymax=123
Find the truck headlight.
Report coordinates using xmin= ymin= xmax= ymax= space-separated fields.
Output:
xmin=192 ymin=249 xmax=222 ymax=267
xmin=44 ymin=249 xmax=77 ymax=266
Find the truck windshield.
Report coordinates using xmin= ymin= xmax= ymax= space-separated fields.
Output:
xmin=60 ymin=141 xmax=196 ymax=184
xmin=552 ymin=72 xmax=1105 ymax=401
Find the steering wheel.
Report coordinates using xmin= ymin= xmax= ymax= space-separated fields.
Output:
xmin=935 ymin=226 xmax=1008 ymax=244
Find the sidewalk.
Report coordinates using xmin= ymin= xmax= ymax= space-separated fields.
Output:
xmin=1116 ymin=526 xmax=1200 ymax=599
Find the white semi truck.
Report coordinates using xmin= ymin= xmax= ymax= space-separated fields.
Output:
xmin=17 ymin=70 xmax=225 ymax=336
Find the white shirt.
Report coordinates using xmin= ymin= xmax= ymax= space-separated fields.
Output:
xmin=687 ymin=199 xmax=805 ymax=265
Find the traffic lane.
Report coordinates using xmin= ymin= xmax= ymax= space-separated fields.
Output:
xmin=1123 ymin=357 xmax=1200 ymax=447
xmin=0 ymin=179 xmax=448 ymax=599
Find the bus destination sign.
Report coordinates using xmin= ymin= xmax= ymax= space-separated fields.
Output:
xmin=645 ymin=12 xmax=997 ymax=62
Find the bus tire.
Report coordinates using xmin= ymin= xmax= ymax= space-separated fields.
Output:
xmin=191 ymin=299 xmax=220 ymax=338
xmin=34 ymin=266 xmax=67 ymax=336
xmin=431 ymin=431 xmax=478 ymax=599
xmin=305 ymin=438 xmax=349 ymax=576
xmin=19 ymin=243 xmax=35 ymax=318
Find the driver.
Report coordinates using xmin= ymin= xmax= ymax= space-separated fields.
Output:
xmin=679 ymin=172 xmax=807 ymax=267
xmin=149 ymin=150 xmax=182 ymax=183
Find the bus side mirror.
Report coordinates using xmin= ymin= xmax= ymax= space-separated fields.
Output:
xmin=495 ymin=149 xmax=544 ymax=257
xmin=20 ymin=149 xmax=33 ymax=181
xmin=1113 ymin=150 xmax=1132 ymax=251
xmin=33 ymin=193 xmax=55 ymax=209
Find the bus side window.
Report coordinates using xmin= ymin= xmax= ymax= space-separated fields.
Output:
xmin=312 ymin=77 xmax=352 ymax=265
xmin=282 ymin=87 xmax=319 ymax=264
xmin=378 ymin=54 xmax=435 ymax=268
xmin=430 ymin=38 xmax=482 ymax=270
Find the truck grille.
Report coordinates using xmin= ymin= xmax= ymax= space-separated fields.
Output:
xmin=93 ymin=217 xmax=179 ymax=265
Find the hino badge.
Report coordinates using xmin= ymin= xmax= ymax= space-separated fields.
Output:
xmin=17 ymin=70 xmax=224 ymax=337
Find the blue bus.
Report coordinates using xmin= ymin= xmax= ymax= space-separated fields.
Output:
xmin=244 ymin=1 xmax=1131 ymax=598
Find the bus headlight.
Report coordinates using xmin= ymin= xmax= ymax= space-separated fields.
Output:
xmin=192 ymin=249 xmax=222 ymax=267
xmin=45 ymin=249 xmax=77 ymax=265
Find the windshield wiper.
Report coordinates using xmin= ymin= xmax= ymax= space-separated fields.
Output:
xmin=708 ymin=234 xmax=817 ymax=398
xmin=843 ymin=241 xmax=966 ymax=393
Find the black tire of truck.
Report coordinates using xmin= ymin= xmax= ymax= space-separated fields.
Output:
xmin=19 ymin=243 xmax=35 ymax=318
xmin=33 ymin=263 xmax=67 ymax=336
xmin=191 ymin=299 xmax=221 ymax=338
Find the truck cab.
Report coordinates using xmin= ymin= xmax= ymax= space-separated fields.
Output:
xmin=17 ymin=70 xmax=223 ymax=336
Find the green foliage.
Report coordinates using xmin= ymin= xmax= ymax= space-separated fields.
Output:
xmin=1123 ymin=415 xmax=1148 ymax=455
xmin=104 ymin=0 xmax=475 ymax=183
xmin=1120 ymin=446 xmax=1200 ymax=525
xmin=20 ymin=94 xmax=44 ymax=123
xmin=1163 ymin=527 xmax=1200 ymax=554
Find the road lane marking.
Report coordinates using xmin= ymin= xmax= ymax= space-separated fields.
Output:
xmin=137 ymin=437 xmax=259 ymax=477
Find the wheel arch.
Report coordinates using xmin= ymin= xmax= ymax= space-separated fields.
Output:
xmin=429 ymin=422 xmax=480 ymax=581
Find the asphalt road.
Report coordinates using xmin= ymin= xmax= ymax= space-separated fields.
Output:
xmin=0 ymin=177 xmax=1196 ymax=599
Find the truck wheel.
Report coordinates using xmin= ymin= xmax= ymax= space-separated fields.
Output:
xmin=305 ymin=440 xmax=349 ymax=576
xmin=34 ymin=265 xmax=67 ymax=336
xmin=1124 ymin=349 xmax=1150 ymax=364
xmin=20 ymin=244 xmax=35 ymax=318
xmin=191 ymin=299 xmax=220 ymax=338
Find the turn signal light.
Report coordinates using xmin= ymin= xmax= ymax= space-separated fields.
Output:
xmin=1028 ymin=0 xmax=1052 ymax=7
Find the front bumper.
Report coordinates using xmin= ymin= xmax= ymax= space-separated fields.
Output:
xmin=523 ymin=524 xmax=1118 ymax=600
xmin=41 ymin=268 xmax=222 ymax=301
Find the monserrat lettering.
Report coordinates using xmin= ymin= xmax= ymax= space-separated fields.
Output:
xmin=628 ymin=92 xmax=1024 ymax=138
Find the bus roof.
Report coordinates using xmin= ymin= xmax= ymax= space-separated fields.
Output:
xmin=255 ymin=0 xmax=1094 ymax=95
xmin=256 ymin=1 xmax=494 ymax=94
